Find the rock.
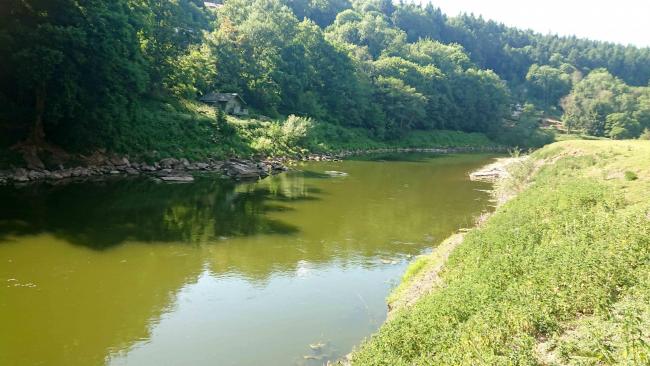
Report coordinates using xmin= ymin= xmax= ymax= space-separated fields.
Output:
xmin=141 ymin=164 xmax=157 ymax=172
xmin=109 ymin=170 xmax=120 ymax=175
xmin=27 ymin=170 xmax=46 ymax=180
xmin=196 ymin=162 xmax=209 ymax=170
xmin=125 ymin=168 xmax=139 ymax=175
xmin=309 ymin=342 xmax=326 ymax=351
xmin=324 ymin=170 xmax=348 ymax=177
xmin=71 ymin=167 xmax=89 ymax=177
xmin=223 ymin=161 xmax=262 ymax=179
xmin=159 ymin=175 xmax=194 ymax=182
xmin=159 ymin=158 xmax=178 ymax=169
xmin=13 ymin=168 xmax=30 ymax=182
xmin=110 ymin=156 xmax=130 ymax=167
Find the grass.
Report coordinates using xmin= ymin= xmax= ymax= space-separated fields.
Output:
xmin=553 ymin=132 xmax=609 ymax=142
xmin=304 ymin=124 xmax=498 ymax=153
xmin=108 ymin=98 xmax=254 ymax=161
xmin=351 ymin=140 xmax=650 ymax=365
xmin=386 ymin=234 xmax=462 ymax=311
xmin=99 ymin=97 xmax=502 ymax=162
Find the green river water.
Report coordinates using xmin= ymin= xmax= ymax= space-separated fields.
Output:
xmin=0 ymin=153 xmax=495 ymax=366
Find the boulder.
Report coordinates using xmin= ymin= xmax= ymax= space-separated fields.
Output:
xmin=159 ymin=158 xmax=178 ymax=169
xmin=13 ymin=168 xmax=30 ymax=182
xmin=110 ymin=156 xmax=130 ymax=167
xmin=159 ymin=175 xmax=194 ymax=182
xmin=28 ymin=170 xmax=46 ymax=180
xmin=223 ymin=161 xmax=262 ymax=179
xmin=71 ymin=167 xmax=89 ymax=177
xmin=60 ymin=170 xmax=73 ymax=178
xmin=141 ymin=164 xmax=157 ymax=172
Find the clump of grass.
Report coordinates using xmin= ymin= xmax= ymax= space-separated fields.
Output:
xmin=625 ymin=170 xmax=639 ymax=181
xmin=351 ymin=140 xmax=650 ymax=365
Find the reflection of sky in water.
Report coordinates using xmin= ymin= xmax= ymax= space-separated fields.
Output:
xmin=108 ymin=262 xmax=407 ymax=366
xmin=0 ymin=153 xmax=497 ymax=366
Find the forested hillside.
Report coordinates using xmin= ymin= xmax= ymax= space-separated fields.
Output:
xmin=2 ymin=0 xmax=650 ymax=164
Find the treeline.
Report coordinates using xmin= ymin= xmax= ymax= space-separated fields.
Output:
xmin=2 ymin=0 xmax=650 ymax=155
xmin=562 ymin=69 xmax=650 ymax=139
xmin=387 ymin=1 xmax=650 ymax=87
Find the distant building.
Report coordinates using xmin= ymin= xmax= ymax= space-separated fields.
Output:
xmin=200 ymin=92 xmax=248 ymax=116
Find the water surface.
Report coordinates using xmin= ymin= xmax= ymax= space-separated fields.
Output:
xmin=0 ymin=153 xmax=494 ymax=366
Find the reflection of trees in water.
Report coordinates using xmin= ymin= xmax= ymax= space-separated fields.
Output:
xmin=0 ymin=175 xmax=318 ymax=249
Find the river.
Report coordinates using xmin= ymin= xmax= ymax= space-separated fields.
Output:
xmin=0 ymin=153 xmax=494 ymax=366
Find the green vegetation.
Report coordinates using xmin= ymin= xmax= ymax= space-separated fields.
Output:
xmin=561 ymin=69 xmax=650 ymax=139
xmin=352 ymin=140 xmax=650 ymax=365
xmin=386 ymin=234 xmax=463 ymax=309
xmin=4 ymin=0 xmax=650 ymax=165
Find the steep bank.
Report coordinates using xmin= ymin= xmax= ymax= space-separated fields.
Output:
xmin=351 ymin=140 xmax=650 ymax=365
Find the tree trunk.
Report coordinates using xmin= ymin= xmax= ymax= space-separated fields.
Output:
xmin=31 ymin=83 xmax=46 ymax=145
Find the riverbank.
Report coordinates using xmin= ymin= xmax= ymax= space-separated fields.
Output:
xmin=0 ymin=145 xmax=506 ymax=185
xmin=383 ymin=156 xmax=524 ymax=318
xmin=0 ymin=156 xmax=288 ymax=185
xmin=350 ymin=140 xmax=650 ymax=365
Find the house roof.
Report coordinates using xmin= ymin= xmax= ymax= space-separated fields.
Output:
xmin=200 ymin=92 xmax=246 ymax=105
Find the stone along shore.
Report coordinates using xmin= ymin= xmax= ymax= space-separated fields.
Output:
xmin=0 ymin=157 xmax=288 ymax=185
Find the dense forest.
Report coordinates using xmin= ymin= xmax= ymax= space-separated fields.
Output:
xmin=2 ymin=0 xmax=650 ymax=162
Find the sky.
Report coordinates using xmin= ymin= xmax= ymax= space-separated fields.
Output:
xmin=420 ymin=0 xmax=650 ymax=47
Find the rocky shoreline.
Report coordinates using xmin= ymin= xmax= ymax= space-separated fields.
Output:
xmin=0 ymin=157 xmax=288 ymax=185
xmin=0 ymin=145 xmax=505 ymax=185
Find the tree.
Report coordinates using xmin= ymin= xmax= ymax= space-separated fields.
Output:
xmin=0 ymin=0 xmax=149 ymax=154
xmin=373 ymin=76 xmax=427 ymax=137
xmin=561 ymin=69 xmax=633 ymax=136
xmin=525 ymin=64 xmax=572 ymax=108
xmin=326 ymin=9 xmax=406 ymax=59
xmin=606 ymin=113 xmax=641 ymax=139
xmin=137 ymin=0 xmax=212 ymax=92
xmin=284 ymin=0 xmax=351 ymax=27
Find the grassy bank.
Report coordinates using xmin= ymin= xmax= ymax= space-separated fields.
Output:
xmin=115 ymin=99 xmax=499 ymax=158
xmin=351 ymin=140 xmax=650 ymax=365
xmin=0 ymin=98 xmax=501 ymax=169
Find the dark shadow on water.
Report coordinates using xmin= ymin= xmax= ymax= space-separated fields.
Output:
xmin=0 ymin=175 xmax=321 ymax=250
xmin=293 ymin=170 xmax=332 ymax=179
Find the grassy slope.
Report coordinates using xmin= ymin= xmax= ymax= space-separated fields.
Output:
xmin=352 ymin=140 xmax=650 ymax=365
xmin=96 ymin=98 xmax=500 ymax=160
xmin=0 ymin=96 xmax=501 ymax=169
